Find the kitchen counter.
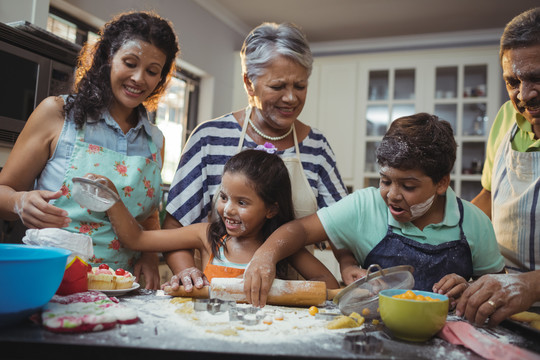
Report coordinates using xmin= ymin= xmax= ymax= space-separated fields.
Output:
xmin=2 ymin=289 xmax=539 ymax=360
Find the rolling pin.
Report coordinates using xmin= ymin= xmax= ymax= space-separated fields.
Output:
xmin=164 ymin=278 xmax=342 ymax=307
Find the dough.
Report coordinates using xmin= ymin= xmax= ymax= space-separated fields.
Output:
xmin=509 ymin=311 xmax=540 ymax=323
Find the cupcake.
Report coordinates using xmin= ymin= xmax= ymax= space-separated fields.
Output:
xmin=87 ymin=264 xmax=115 ymax=290
xmin=114 ymin=268 xmax=136 ymax=290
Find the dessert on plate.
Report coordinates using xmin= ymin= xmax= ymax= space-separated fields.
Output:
xmin=87 ymin=264 xmax=135 ymax=290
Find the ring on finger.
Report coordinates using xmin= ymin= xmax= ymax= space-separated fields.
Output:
xmin=487 ymin=300 xmax=496 ymax=308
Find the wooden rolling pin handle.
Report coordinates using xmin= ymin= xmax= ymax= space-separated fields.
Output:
xmin=163 ymin=285 xmax=210 ymax=299
xmin=326 ymin=288 xmax=341 ymax=301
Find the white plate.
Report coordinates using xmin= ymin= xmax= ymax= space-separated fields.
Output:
xmin=94 ymin=282 xmax=140 ymax=296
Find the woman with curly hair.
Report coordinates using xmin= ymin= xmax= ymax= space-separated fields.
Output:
xmin=0 ymin=11 xmax=179 ymax=289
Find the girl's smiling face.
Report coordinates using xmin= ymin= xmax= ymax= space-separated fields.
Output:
xmin=216 ymin=172 xmax=277 ymax=240
xmin=379 ymin=166 xmax=448 ymax=224
xmin=109 ymin=39 xmax=166 ymax=113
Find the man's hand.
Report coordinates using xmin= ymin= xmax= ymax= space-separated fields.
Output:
xmin=456 ymin=272 xmax=540 ymax=326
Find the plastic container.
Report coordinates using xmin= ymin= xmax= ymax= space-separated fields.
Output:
xmin=0 ymin=244 xmax=70 ymax=327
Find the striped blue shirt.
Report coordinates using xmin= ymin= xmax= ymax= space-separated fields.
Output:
xmin=166 ymin=113 xmax=348 ymax=226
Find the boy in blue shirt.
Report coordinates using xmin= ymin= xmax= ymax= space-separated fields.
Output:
xmin=244 ymin=113 xmax=505 ymax=307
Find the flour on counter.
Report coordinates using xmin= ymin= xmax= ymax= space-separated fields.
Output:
xmin=124 ymin=292 xmax=354 ymax=344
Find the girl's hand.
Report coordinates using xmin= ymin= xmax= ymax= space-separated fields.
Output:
xmin=13 ymin=190 xmax=70 ymax=229
xmin=133 ymin=252 xmax=161 ymax=290
xmin=162 ymin=267 xmax=210 ymax=291
xmin=433 ymin=273 xmax=469 ymax=309
xmin=83 ymin=173 xmax=119 ymax=195
xmin=341 ymin=264 xmax=368 ymax=285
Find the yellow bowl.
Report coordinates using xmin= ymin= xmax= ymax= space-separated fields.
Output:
xmin=379 ymin=289 xmax=448 ymax=342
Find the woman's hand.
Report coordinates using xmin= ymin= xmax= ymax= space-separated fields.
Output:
xmin=12 ymin=190 xmax=70 ymax=229
xmin=162 ymin=267 xmax=210 ymax=291
xmin=133 ymin=252 xmax=161 ymax=290
xmin=456 ymin=271 xmax=540 ymax=326
xmin=432 ymin=273 xmax=469 ymax=309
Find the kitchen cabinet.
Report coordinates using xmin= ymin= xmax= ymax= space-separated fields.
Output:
xmin=303 ymin=46 xmax=502 ymax=200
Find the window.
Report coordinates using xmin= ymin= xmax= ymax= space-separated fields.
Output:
xmin=47 ymin=7 xmax=99 ymax=46
xmin=153 ymin=71 xmax=200 ymax=185
xmin=47 ymin=14 xmax=77 ymax=43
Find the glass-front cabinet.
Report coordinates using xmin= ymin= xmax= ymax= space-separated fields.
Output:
xmin=305 ymin=46 xmax=502 ymax=201
xmin=364 ymin=68 xmax=416 ymax=186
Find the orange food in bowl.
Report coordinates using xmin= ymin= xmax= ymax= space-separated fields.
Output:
xmin=392 ymin=290 xmax=441 ymax=302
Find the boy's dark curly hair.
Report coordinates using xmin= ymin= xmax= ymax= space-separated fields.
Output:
xmin=64 ymin=11 xmax=179 ymax=128
xmin=376 ymin=113 xmax=456 ymax=184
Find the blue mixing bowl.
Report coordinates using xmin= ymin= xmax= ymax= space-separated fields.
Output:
xmin=0 ymin=244 xmax=71 ymax=327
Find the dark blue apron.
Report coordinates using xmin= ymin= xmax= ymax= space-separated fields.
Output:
xmin=364 ymin=198 xmax=473 ymax=291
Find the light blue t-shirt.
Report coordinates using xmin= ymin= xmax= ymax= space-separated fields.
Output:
xmin=317 ymin=187 xmax=504 ymax=276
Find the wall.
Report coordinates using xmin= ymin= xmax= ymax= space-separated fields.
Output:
xmin=0 ymin=0 xmax=50 ymax=28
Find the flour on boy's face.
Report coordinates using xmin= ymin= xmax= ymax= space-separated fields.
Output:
xmin=378 ymin=166 xmax=439 ymax=223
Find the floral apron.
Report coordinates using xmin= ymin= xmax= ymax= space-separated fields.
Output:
xmin=364 ymin=198 xmax=473 ymax=291
xmin=492 ymin=124 xmax=540 ymax=272
xmin=54 ymin=125 xmax=162 ymax=271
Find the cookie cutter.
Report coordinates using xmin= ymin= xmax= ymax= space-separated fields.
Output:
xmin=343 ymin=330 xmax=386 ymax=355
xmin=229 ymin=306 xmax=264 ymax=325
xmin=315 ymin=312 xmax=340 ymax=321
xmin=193 ymin=298 xmax=236 ymax=314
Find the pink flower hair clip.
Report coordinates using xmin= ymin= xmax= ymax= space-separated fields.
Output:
xmin=254 ymin=142 xmax=278 ymax=154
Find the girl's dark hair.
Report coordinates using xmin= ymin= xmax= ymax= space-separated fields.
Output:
xmin=208 ymin=149 xmax=295 ymax=278
xmin=64 ymin=11 xmax=179 ymax=128
xmin=375 ymin=113 xmax=456 ymax=184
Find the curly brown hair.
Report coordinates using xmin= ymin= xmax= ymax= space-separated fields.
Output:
xmin=64 ymin=11 xmax=179 ymax=128
xmin=376 ymin=113 xmax=456 ymax=184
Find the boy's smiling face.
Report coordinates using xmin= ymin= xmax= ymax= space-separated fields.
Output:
xmin=379 ymin=166 xmax=449 ymax=224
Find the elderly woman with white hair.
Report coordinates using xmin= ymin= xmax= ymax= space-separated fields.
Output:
xmin=162 ymin=22 xmax=348 ymax=291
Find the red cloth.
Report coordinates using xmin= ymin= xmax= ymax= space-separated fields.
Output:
xmin=56 ymin=256 xmax=89 ymax=295
xmin=438 ymin=320 xmax=540 ymax=360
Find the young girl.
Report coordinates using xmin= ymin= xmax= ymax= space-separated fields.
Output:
xmin=98 ymin=149 xmax=339 ymax=288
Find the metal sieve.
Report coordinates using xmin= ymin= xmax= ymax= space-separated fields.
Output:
xmin=71 ymin=176 xmax=120 ymax=212
xmin=333 ymin=264 xmax=414 ymax=318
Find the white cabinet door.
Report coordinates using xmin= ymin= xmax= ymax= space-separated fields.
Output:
xmin=309 ymin=46 xmax=502 ymax=199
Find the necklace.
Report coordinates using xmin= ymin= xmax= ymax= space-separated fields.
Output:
xmin=248 ymin=117 xmax=293 ymax=141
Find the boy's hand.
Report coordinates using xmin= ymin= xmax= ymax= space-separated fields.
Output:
xmin=341 ymin=265 xmax=368 ymax=285
xmin=432 ymin=273 xmax=469 ymax=309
